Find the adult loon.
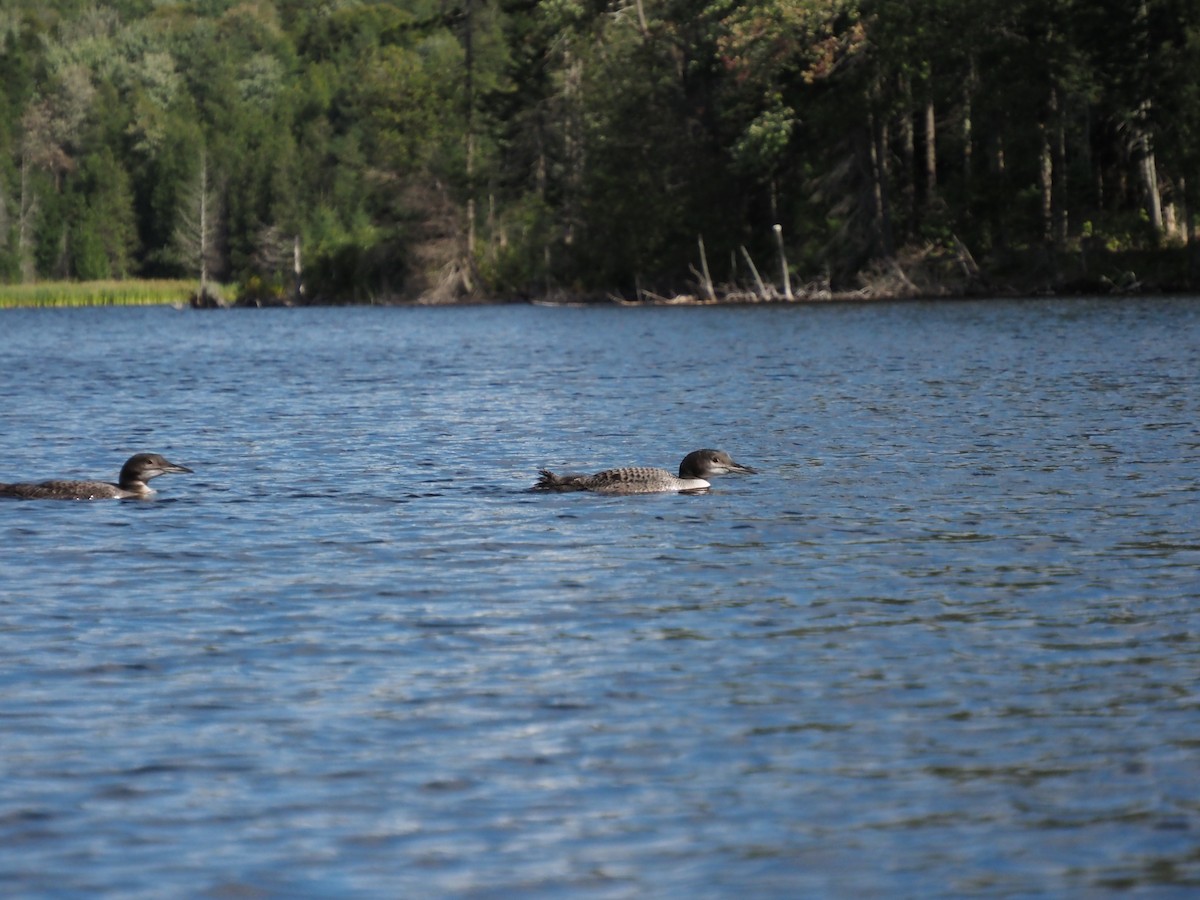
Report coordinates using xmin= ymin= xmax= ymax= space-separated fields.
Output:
xmin=0 ymin=453 xmax=193 ymax=500
xmin=534 ymin=449 xmax=756 ymax=494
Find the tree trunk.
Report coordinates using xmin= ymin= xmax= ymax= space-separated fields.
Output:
xmin=988 ymin=131 xmax=1007 ymax=248
xmin=175 ymin=150 xmax=221 ymax=304
xmin=1039 ymin=121 xmax=1053 ymax=245
xmin=18 ymin=154 xmax=36 ymax=282
xmin=463 ymin=0 xmax=476 ymax=260
xmin=1133 ymin=108 xmax=1164 ymax=233
xmin=697 ymin=235 xmax=715 ymax=302
xmin=773 ymin=224 xmax=793 ymax=300
xmin=561 ymin=50 xmax=584 ymax=247
xmin=924 ymin=97 xmax=937 ymax=203
xmin=868 ymin=109 xmax=894 ymax=257
xmin=1055 ymin=114 xmax=1068 ymax=245
xmin=199 ymin=158 xmax=208 ymax=299
xmin=293 ymin=235 xmax=303 ymax=303
xmin=898 ymin=76 xmax=915 ymax=232
xmin=962 ymin=60 xmax=974 ymax=187
xmin=740 ymin=246 xmax=768 ymax=299
xmin=1133 ymin=1 xmax=1163 ymax=232
xmin=1050 ymin=87 xmax=1067 ymax=246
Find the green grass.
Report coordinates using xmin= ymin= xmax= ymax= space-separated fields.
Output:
xmin=0 ymin=280 xmax=207 ymax=308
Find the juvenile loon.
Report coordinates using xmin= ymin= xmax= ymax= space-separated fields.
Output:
xmin=534 ymin=449 xmax=756 ymax=494
xmin=0 ymin=453 xmax=194 ymax=500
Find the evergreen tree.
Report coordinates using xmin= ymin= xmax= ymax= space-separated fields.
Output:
xmin=3 ymin=0 xmax=1198 ymax=293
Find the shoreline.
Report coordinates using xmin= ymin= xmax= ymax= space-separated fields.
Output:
xmin=4 ymin=260 xmax=1195 ymax=314
xmin=5 ymin=286 xmax=1195 ymax=310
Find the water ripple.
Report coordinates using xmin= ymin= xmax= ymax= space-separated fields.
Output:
xmin=1 ymin=299 xmax=1198 ymax=895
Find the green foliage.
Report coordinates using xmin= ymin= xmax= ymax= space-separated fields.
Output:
xmin=479 ymin=195 xmax=556 ymax=294
xmin=0 ymin=278 xmax=198 ymax=307
xmin=72 ymin=147 xmax=138 ymax=278
xmin=3 ymin=0 xmax=1200 ymax=295
xmin=730 ymin=94 xmax=797 ymax=176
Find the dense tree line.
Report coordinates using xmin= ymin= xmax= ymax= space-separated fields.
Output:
xmin=2 ymin=0 xmax=1198 ymax=301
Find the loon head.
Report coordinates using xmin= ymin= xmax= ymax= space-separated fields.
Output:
xmin=678 ymin=449 xmax=757 ymax=479
xmin=118 ymin=453 xmax=193 ymax=491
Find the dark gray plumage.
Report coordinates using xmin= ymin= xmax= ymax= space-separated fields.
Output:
xmin=0 ymin=453 xmax=193 ymax=500
xmin=534 ymin=449 xmax=756 ymax=494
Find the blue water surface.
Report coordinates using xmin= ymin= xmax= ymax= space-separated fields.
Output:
xmin=1 ymin=297 xmax=1198 ymax=897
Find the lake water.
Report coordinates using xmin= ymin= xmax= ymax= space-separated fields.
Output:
xmin=1 ymin=297 xmax=1198 ymax=897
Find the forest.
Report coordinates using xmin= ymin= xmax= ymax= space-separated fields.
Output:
xmin=2 ymin=0 xmax=1199 ymax=303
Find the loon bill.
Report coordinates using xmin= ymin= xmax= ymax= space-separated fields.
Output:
xmin=0 ymin=453 xmax=194 ymax=500
xmin=533 ymin=449 xmax=756 ymax=495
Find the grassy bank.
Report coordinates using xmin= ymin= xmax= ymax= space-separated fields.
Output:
xmin=0 ymin=280 xmax=202 ymax=308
